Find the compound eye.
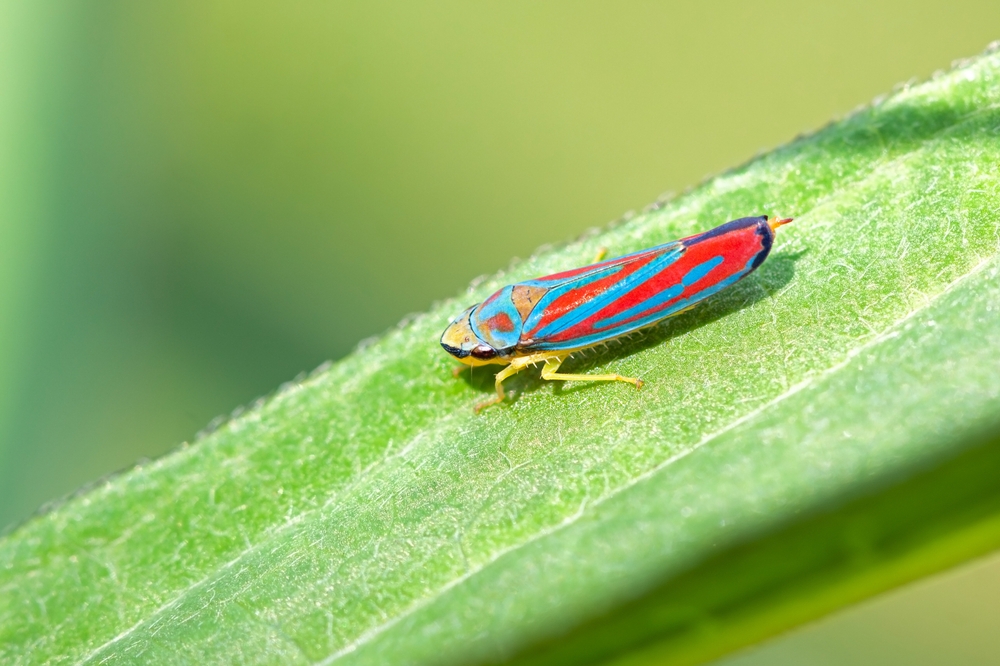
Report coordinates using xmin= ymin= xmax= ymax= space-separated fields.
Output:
xmin=470 ymin=344 xmax=497 ymax=360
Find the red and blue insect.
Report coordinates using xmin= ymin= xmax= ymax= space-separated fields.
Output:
xmin=441 ymin=215 xmax=792 ymax=410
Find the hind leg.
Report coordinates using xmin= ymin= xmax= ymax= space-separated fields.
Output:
xmin=540 ymin=357 xmax=643 ymax=390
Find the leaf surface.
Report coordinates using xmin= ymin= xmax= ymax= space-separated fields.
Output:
xmin=5 ymin=48 xmax=1000 ymax=666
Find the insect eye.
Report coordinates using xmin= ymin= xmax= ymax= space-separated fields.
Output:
xmin=471 ymin=345 xmax=497 ymax=360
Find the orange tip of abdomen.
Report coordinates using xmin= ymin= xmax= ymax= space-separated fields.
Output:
xmin=768 ymin=216 xmax=793 ymax=231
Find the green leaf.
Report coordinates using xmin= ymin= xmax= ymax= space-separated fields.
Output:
xmin=6 ymin=46 xmax=1000 ymax=666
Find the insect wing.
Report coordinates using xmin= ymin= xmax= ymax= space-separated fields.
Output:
xmin=519 ymin=216 xmax=772 ymax=351
xmin=518 ymin=241 xmax=685 ymax=349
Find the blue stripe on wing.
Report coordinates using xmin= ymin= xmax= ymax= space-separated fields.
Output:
xmin=526 ymin=256 xmax=757 ymax=351
xmin=520 ymin=263 xmax=625 ymax=335
xmin=597 ymin=256 xmax=723 ymax=330
xmin=529 ymin=244 xmax=686 ymax=339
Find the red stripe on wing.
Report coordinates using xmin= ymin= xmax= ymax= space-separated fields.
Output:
xmin=536 ymin=224 xmax=766 ymax=344
xmin=523 ymin=250 xmax=666 ymax=338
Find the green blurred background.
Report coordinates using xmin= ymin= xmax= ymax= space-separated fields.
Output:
xmin=2 ymin=1 xmax=1000 ymax=662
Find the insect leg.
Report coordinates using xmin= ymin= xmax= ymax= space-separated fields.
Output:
xmin=474 ymin=360 xmax=529 ymax=413
xmin=540 ymin=357 xmax=643 ymax=390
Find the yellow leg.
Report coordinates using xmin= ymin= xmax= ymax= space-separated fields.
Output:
xmin=474 ymin=352 xmax=568 ymax=412
xmin=540 ymin=357 xmax=643 ymax=390
xmin=474 ymin=357 xmax=533 ymax=413
xmin=593 ymin=247 xmax=609 ymax=262
xmin=474 ymin=352 xmax=643 ymax=413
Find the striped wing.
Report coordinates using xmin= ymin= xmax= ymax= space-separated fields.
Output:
xmin=518 ymin=217 xmax=771 ymax=351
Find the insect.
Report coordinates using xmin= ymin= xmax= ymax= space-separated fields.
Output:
xmin=441 ymin=215 xmax=792 ymax=411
